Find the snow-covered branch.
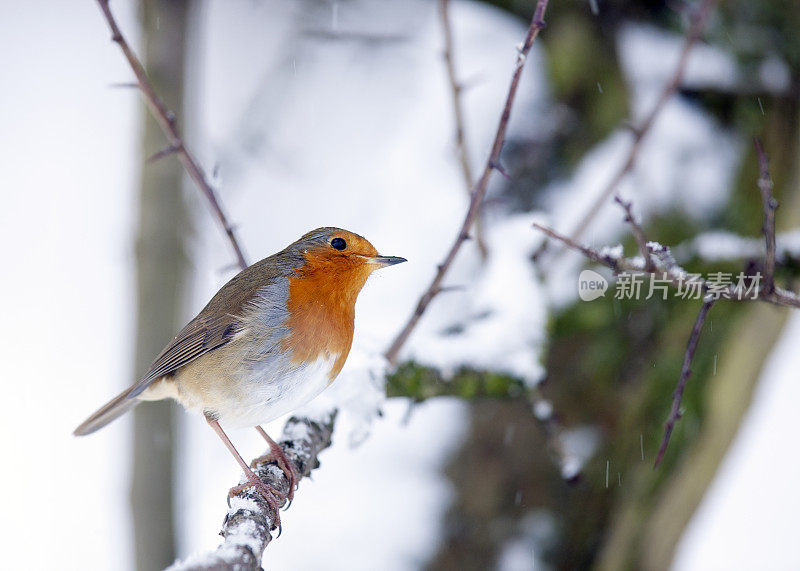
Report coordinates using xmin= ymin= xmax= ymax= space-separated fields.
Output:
xmin=532 ymin=224 xmax=800 ymax=310
xmin=534 ymin=140 xmax=800 ymax=463
xmin=169 ymin=412 xmax=336 ymax=571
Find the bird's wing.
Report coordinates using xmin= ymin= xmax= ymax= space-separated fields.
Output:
xmin=126 ymin=254 xmax=293 ymax=399
xmin=131 ymin=315 xmax=239 ymax=396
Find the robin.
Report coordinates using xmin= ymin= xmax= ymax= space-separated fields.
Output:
xmin=74 ymin=227 xmax=405 ymax=522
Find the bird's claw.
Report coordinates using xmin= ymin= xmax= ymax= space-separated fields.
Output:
xmin=250 ymin=451 xmax=299 ymax=503
xmin=227 ymin=479 xmax=283 ymax=530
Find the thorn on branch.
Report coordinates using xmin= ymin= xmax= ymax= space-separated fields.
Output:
xmin=490 ymin=159 xmax=510 ymax=179
xmin=147 ymin=143 xmax=182 ymax=163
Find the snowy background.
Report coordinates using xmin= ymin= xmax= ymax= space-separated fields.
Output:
xmin=1 ymin=0 xmax=798 ymax=569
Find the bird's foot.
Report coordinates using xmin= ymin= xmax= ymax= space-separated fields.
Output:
xmin=227 ymin=476 xmax=283 ymax=530
xmin=250 ymin=446 xmax=298 ymax=505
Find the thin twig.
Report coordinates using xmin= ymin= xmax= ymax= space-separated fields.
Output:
xmin=384 ymin=0 xmax=551 ymax=365
xmin=654 ymin=298 xmax=715 ymax=467
xmin=532 ymin=223 xmax=800 ymax=309
xmin=533 ymin=0 xmax=719 ymax=261
xmin=614 ymin=195 xmax=655 ymax=272
xmin=754 ymin=138 xmax=777 ymax=293
xmin=533 ymin=210 xmax=800 ymax=463
xmin=95 ymin=0 xmax=248 ymax=271
xmin=439 ymin=0 xmax=488 ymax=260
xmin=532 ymin=223 xmax=622 ymax=269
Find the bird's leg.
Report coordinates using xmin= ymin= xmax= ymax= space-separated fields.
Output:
xmin=252 ymin=425 xmax=298 ymax=503
xmin=205 ymin=416 xmax=282 ymax=529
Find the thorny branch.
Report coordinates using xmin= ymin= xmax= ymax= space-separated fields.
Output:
xmin=654 ymin=297 xmax=715 ymax=467
xmin=96 ymin=0 xmax=248 ymax=271
xmin=168 ymin=414 xmax=336 ymax=571
xmin=533 ymin=0 xmax=719 ymax=262
xmin=439 ymin=0 xmax=488 ymax=260
xmin=532 ymin=224 xmax=800 ymax=309
xmin=534 ymin=140 xmax=799 ymax=463
xmin=384 ymin=0 xmax=551 ymax=365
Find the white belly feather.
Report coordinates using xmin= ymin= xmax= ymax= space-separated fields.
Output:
xmin=215 ymin=352 xmax=338 ymax=429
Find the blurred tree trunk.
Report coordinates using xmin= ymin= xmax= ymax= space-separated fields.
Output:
xmin=130 ymin=1 xmax=191 ymax=569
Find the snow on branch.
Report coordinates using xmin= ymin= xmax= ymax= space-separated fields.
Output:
xmin=168 ymin=412 xmax=336 ymax=571
xmin=384 ymin=0 xmax=550 ymax=365
xmin=531 ymin=224 xmax=800 ymax=310
xmin=534 ymin=139 xmax=800 ymax=463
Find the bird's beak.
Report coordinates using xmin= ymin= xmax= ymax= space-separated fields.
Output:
xmin=367 ymin=255 xmax=407 ymax=269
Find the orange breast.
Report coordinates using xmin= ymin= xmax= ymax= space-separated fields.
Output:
xmin=280 ymin=253 xmax=372 ymax=382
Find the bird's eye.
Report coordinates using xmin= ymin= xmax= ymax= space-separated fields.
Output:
xmin=331 ymin=237 xmax=347 ymax=250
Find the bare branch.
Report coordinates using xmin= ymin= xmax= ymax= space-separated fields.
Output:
xmin=532 ymin=223 xmax=800 ymax=309
xmin=533 ymin=0 xmax=719 ymax=261
xmin=95 ymin=0 xmax=248 ymax=271
xmin=654 ymin=298 xmax=715 ymax=467
xmin=533 ymin=212 xmax=800 ymax=464
xmin=532 ymin=223 xmax=622 ymax=270
xmin=147 ymin=143 xmax=183 ymax=164
xmin=614 ymin=195 xmax=655 ymax=272
xmin=754 ymin=138 xmax=778 ymax=293
xmin=385 ymin=0 xmax=551 ymax=365
xmin=168 ymin=413 xmax=336 ymax=571
xmin=439 ymin=0 xmax=488 ymax=260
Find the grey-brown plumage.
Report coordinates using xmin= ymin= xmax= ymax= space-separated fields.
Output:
xmin=73 ymin=227 xmax=405 ymax=435
xmin=73 ymin=237 xmax=304 ymax=436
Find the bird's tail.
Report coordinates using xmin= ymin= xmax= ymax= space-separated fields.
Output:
xmin=73 ymin=387 xmax=140 ymax=436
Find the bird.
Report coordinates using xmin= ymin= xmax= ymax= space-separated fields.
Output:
xmin=74 ymin=227 xmax=405 ymax=522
